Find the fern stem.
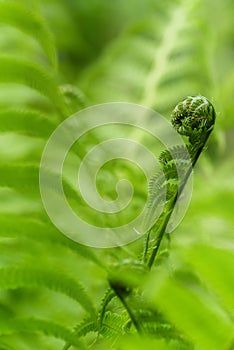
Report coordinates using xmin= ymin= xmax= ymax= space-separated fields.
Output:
xmin=62 ymin=343 xmax=70 ymax=350
xmin=146 ymin=96 xmax=216 ymax=268
xmin=98 ymin=288 xmax=116 ymax=329
xmin=147 ymin=210 xmax=173 ymax=269
xmin=147 ymin=138 xmax=208 ymax=269
xmin=110 ymin=284 xmax=142 ymax=333
xmin=142 ymin=228 xmax=151 ymax=263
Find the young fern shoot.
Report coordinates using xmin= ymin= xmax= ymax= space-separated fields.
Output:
xmin=109 ymin=96 xmax=216 ymax=337
xmin=144 ymin=95 xmax=216 ymax=268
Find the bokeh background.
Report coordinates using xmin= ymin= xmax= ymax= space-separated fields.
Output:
xmin=0 ymin=0 xmax=233 ymax=349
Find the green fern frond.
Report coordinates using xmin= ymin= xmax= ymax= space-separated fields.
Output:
xmin=143 ymin=182 xmax=167 ymax=235
xmin=79 ymin=2 xmax=210 ymax=111
xmin=0 ymin=56 xmax=67 ymax=114
xmin=98 ymin=288 xmax=116 ymax=329
xmin=142 ymin=322 xmax=181 ymax=340
xmin=0 ymin=1 xmax=57 ymax=68
xmin=147 ymin=145 xmax=191 ymax=215
xmin=73 ymin=317 xmax=97 ymax=338
xmin=0 ymin=163 xmax=81 ymax=202
xmin=0 ymin=2 xmax=228 ymax=350
xmin=74 ymin=318 xmax=97 ymax=338
xmin=163 ymin=163 xmax=178 ymax=181
xmin=159 ymin=145 xmax=191 ymax=166
xmin=68 ymin=311 xmax=124 ymax=346
xmin=0 ymin=266 xmax=95 ymax=315
xmin=66 ymin=312 xmax=126 ymax=350
xmin=0 ymin=163 xmax=40 ymax=196
xmin=0 ymin=317 xmax=84 ymax=349
xmin=144 ymin=96 xmax=215 ymax=268
xmin=101 ymin=311 xmax=125 ymax=339
xmin=0 ymin=214 xmax=103 ymax=267
xmin=63 ymin=317 xmax=97 ymax=350
xmin=143 ymin=151 xmax=184 ymax=235
xmin=0 ymin=109 xmax=56 ymax=138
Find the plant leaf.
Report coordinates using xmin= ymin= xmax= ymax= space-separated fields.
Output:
xmin=0 ymin=214 xmax=104 ymax=267
xmin=0 ymin=109 xmax=56 ymax=138
xmin=0 ymin=266 xmax=95 ymax=315
xmin=188 ymin=244 xmax=234 ymax=318
xmin=79 ymin=2 xmax=210 ymax=113
xmin=146 ymin=269 xmax=234 ymax=349
xmin=0 ymin=317 xmax=84 ymax=349
xmin=0 ymin=56 xmax=67 ymax=114
xmin=0 ymin=0 xmax=57 ymax=67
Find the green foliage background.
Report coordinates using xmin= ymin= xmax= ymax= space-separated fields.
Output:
xmin=0 ymin=0 xmax=233 ymax=349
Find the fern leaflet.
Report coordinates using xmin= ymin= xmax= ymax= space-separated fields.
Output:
xmin=0 ymin=266 xmax=95 ymax=315
xmin=0 ymin=1 xmax=57 ymax=68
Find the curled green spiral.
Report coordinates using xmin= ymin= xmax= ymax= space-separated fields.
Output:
xmin=171 ymin=95 xmax=216 ymax=145
xmin=143 ymin=96 xmax=216 ymax=268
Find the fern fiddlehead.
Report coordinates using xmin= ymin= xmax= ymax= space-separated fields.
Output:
xmin=145 ymin=95 xmax=216 ymax=268
xmin=171 ymin=95 xmax=215 ymax=145
xmin=109 ymin=96 xmax=216 ymax=338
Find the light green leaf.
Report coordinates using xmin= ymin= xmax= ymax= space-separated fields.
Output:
xmin=0 ymin=109 xmax=56 ymax=138
xmin=0 ymin=1 xmax=57 ymax=67
xmin=0 ymin=56 xmax=67 ymax=114
xmin=0 ymin=266 xmax=95 ymax=315
xmin=79 ymin=2 xmax=210 ymax=114
xmin=188 ymin=245 xmax=234 ymax=317
xmin=0 ymin=317 xmax=84 ymax=349
xmin=0 ymin=214 xmax=104 ymax=267
xmin=146 ymin=269 xmax=233 ymax=349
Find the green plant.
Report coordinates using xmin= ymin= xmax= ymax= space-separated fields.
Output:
xmin=144 ymin=95 xmax=216 ymax=268
xmin=0 ymin=1 xmax=234 ymax=350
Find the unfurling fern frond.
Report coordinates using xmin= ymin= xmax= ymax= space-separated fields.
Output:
xmin=109 ymin=95 xmax=216 ymax=340
xmin=144 ymin=95 xmax=216 ymax=268
xmin=159 ymin=145 xmax=191 ymax=166
xmin=144 ymin=145 xmax=189 ymax=221
xmin=171 ymin=95 xmax=216 ymax=155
